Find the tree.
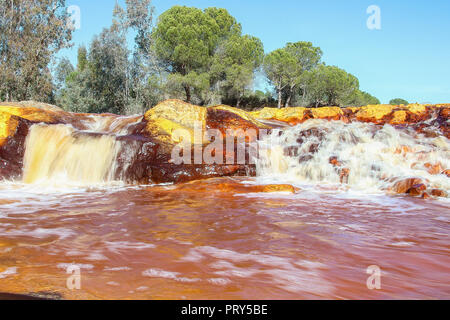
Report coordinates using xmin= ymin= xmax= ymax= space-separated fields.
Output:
xmin=0 ymin=0 xmax=73 ymax=102
xmin=152 ymin=6 xmax=240 ymax=103
xmin=55 ymin=49 xmax=96 ymax=113
xmin=389 ymin=98 xmax=409 ymax=105
xmin=263 ymin=49 xmax=296 ymax=108
xmin=304 ymin=65 xmax=359 ymax=107
xmin=57 ymin=0 xmax=156 ymax=114
xmin=54 ymin=57 xmax=74 ymax=92
xmin=263 ymin=42 xmax=322 ymax=108
xmin=283 ymin=42 xmax=322 ymax=107
xmin=211 ymin=34 xmax=264 ymax=107
xmin=344 ymin=89 xmax=380 ymax=107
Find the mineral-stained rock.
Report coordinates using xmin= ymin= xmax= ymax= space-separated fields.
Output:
xmin=339 ymin=168 xmax=350 ymax=184
xmin=407 ymin=184 xmax=427 ymax=196
xmin=421 ymin=192 xmax=431 ymax=199
xmin=0 ymin=99 xmax=449 ymax=190
xmin=311 ymin=107 xmax=344 ymax=121
xmin=329 ymin=156 xmax=341 ymax=167
xmin=144 ymin=100 xmax=269 ymax=144
xmin=248 ymin=103 xmax=448 ymax=129
xmin=355 ymin=105 xmax=396 ymax=123
xmin=0 ymin=113 xmax=32 ymax=180
xmin=391 ymin=178 xmax=426 ymax=194
xmin=259 ymin=184 xmax=298 ymax=193
xmin=250 ymin=107 xmax=311 ymax=125
xmin=424 ymin=162 xmax=443 ymax=175
xmin=430 ymin=189 xmax=448 ymax=197
xmin=206 ymin=105 xmax=270 ymax=140
xmin=164 ymin=178 xmax=299 ymax=194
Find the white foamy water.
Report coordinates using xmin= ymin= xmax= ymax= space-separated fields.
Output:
xmin=256 ymin=119 xmax=450 ymax=195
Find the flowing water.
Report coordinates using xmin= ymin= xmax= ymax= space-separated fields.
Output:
xmin=0 ymin=117 xmax=449 ymax=299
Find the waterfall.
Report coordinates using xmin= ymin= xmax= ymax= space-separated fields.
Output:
xmin=256 ymin=119 xmax=450 ymax=193
xmin=22 ymin=124 xmax=122 ymax=185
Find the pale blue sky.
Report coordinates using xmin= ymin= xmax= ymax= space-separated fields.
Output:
xmin=61 ymin=0 xmax=450 ymax=104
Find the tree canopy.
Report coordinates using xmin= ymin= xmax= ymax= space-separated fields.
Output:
xmin=2 ymin=1 xmax=383 ymax=112
xmin=304 ymin=65 xmax=360 ymax=107
xmin=263 ymin=42 xmax=322 ymax=108
xmin=389 ymin=98 xmax=409 ymax=105
xmin=152 ymin=6 xmax=242 ymax=103
xmin=0 ymin=0 xmax=72 ymax=102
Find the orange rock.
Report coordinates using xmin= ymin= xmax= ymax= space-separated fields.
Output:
xmin=407 ymin=184 xmax=427 ymax=196
xmin=431 ymin=189 xmax=448 ymax=197
xmin=421 ymin=192 xmax=431 ymax=199
xmin=390 ymin=110 xmax=408 ymax=125
xmin=215 ymin=182 xmax=299 ymax=194
xmin=261 ymin=184 xmax=298 ymax=194
xmin=410 ymin=162 xmax=420 ymax=169
xmin=329 ymin=156 xmax=341 ymax=167
xmin=394 ymin=145 xmax=413 ymax=155
xmin=442 ymin=169 xmax=450 ymax=177
xmin=424 ymin=162 xmax=443 ymax=175
xmin=339 ymin=168 xmax=350 ymax=184
xmin=391 ymin=178 xmax=425 ymax=194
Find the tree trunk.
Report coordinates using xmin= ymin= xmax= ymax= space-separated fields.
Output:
xmin=277 ymin=86 xmax=282 ymax=109
xmin=184 ymin=85 xmax=191 ymax=103
xmin=285 ymin=85 xmax=294 ymax=108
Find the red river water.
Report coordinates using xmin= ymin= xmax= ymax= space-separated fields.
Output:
xmin=0 ymin=178 xmax=449 ymax=299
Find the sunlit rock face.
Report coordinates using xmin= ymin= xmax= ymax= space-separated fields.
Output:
xmin=251 ymin=103 xmax=449 ymax=137
xmin=0 ymin=100 xmax=268 ymax=184
xmin=0 ymin=100 xmax=448 ymax=198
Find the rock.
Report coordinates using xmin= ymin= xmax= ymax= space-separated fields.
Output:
xmin=430 ymin=189 xmax=448 ymax=197
xmin=328 ymin=156 xmax=349 ymax=183
xmin=1 ymin=99 xmax=449 ymax=187
xmin=206 ymin=105 xmax=270 ymax=141
xmin=421 ymin=192 xmax=431 ymax=199
xmin=0 ymin=112 xmax=32 ymax=180
xmin=329 ymin=156 xmax=341 ymax=167
xmin=311 ymin=107 xmax=344 ymax=120
xmin=260 ymin=184 xmax=298 ymax=193
xmin=391 ymin=178 xmax=426 ymax=194
xmin=339 ymin=168 xmax=350 ymax=184
xmin=394 ymin=145 xmax=413 ymax=155
xmin=355 ymin=105 xmax=396 ymax=123
xmin=424 ymin=162 xmax=443 ymax=175
xmin=442 ymin=169 xmax=450 ymax=177
xmin=407 ymin=184 xmax=427 ymax=196
xmin=250 ymin=107 xmax=310 ymax=125
xmin=390 ymin=110 xmax=408 ymax=125
xmin=144 ymin=99 xmax=207 ymax=144
xmin=249 ymin=104 xmax=446 ymax=127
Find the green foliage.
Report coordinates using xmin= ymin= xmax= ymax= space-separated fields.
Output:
xmin=56 ymin=0 xmax=156 ymax=115
xmin=264 ymin=42 xmax=322 ymax=108
xmin=0 ymin=0 xmax=73 ymax=102
xmin=389 ymin=98 xmax=409 ymax=105
xmin=54 ymin=58 xmax=75 ymax=91
xmin=152 ymin=6 xmax=243 ymax=103
xmin=236 ymin=90 xmax=276 ymax=111
xmin=304 ymin=65 xmax=360 ymax=107
xmin=77 ymin=46 xmax=88 ymax=72
xmin=2 ymin=1 xmax=381 ymax=113
xmin=212 ymin=34 xmax=264 ymax=107
xmin=346 ymin=90 xmax=380 ymax=106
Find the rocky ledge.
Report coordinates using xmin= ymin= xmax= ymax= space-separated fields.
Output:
xmin=0 ymin=100 xmax=448 ymax=197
